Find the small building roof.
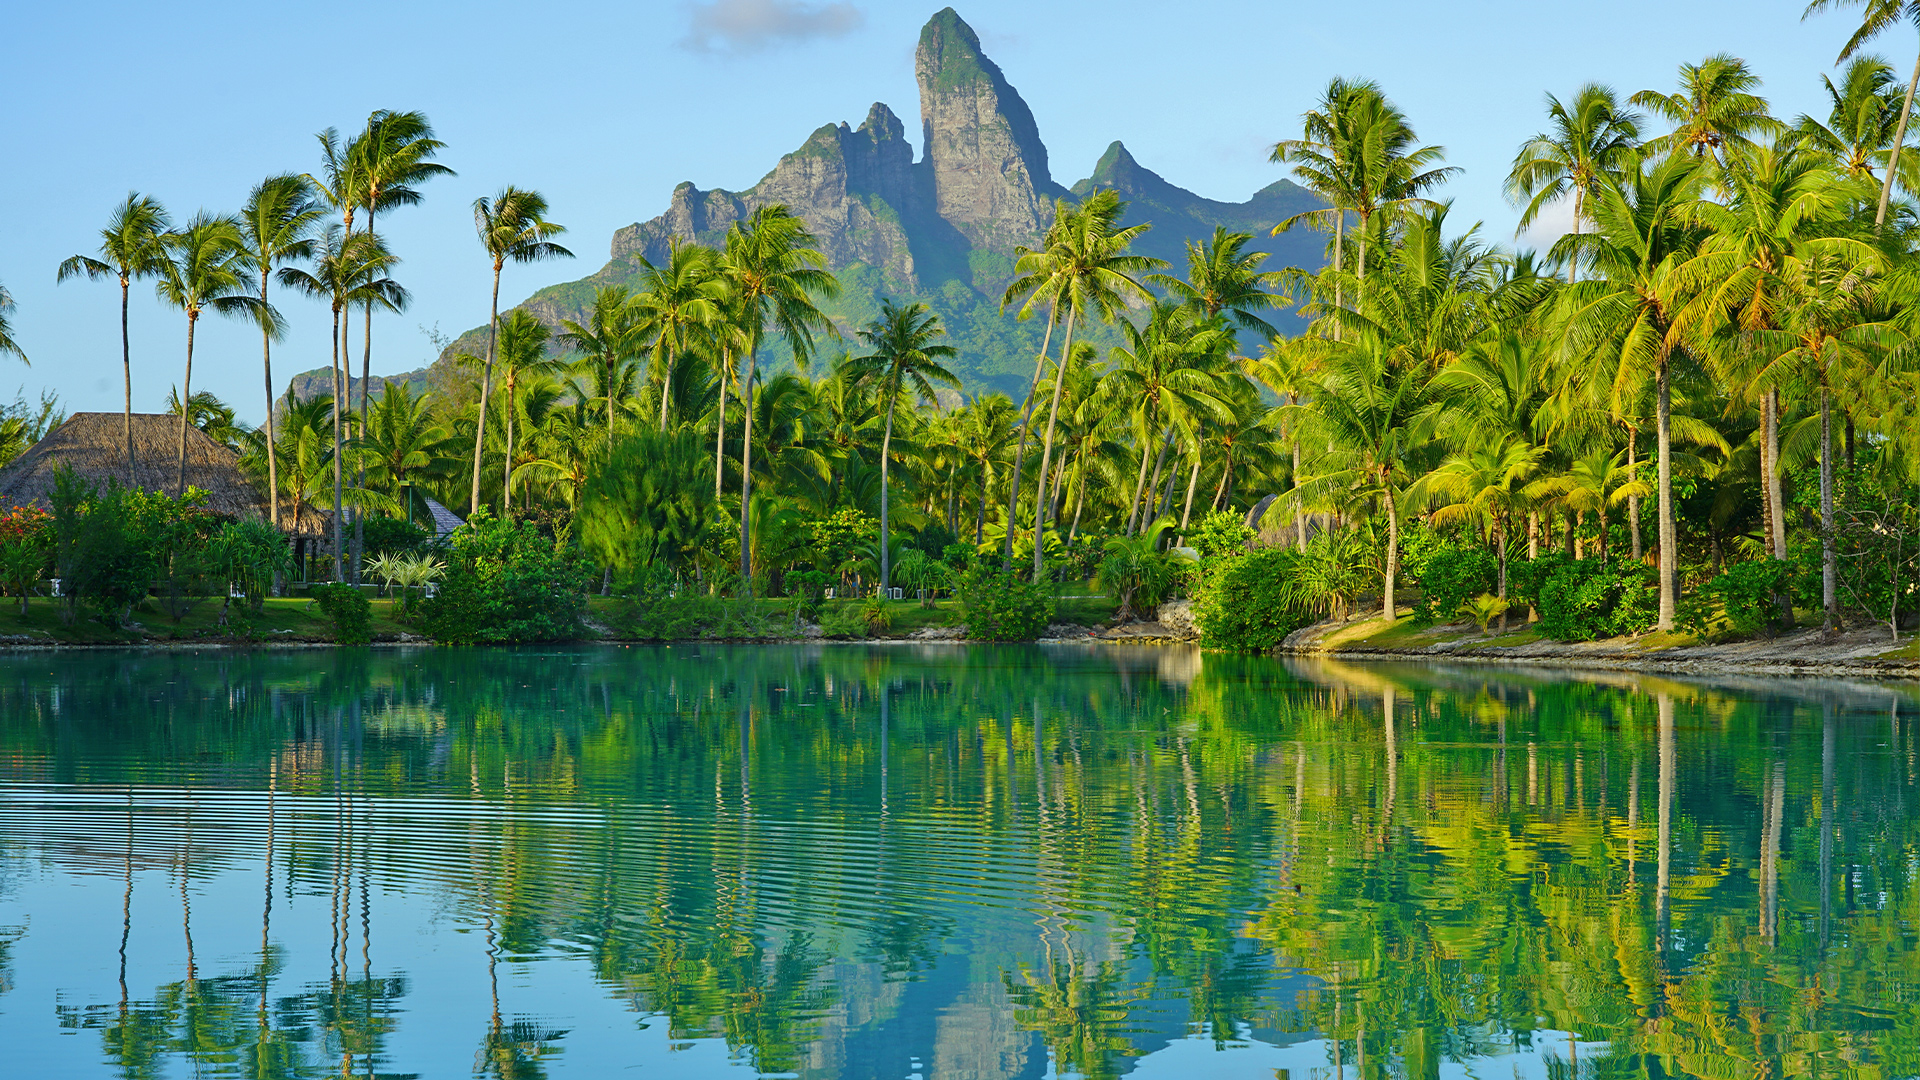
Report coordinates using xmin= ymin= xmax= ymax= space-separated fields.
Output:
xmin=0 ymin=412 xmax=321 ymax=533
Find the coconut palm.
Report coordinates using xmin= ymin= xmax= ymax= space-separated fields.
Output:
xmin=1796 ymin=55 xmax=1910 ymax=185
xmin=961 ymin=393 xmax=1017 ymax=545
xmin=488 ymin=311 xmax=558 ymax=514
xmin=631 ymin=238 xmax=724 ymax=430
xmin=345 ymin=110 xmax=452 ymax=411
xmin=1150 ymin=227 xmax=1289 ymax=338
xmin=469 ymin=187 xmax=571 ymax=513
xmin=279 ymin=226 xmax=405 ymax=580
xmin=55 ymin=193 xmax=171 ymax=481
xmin=1506 ymin=84 xmax=1643 ymax=281
xmin=1556 ymin=152 xmax=1709 ymax=631
xmin=154 ymin=213 xmax=271 ymax=497
xmin=1003 ymin=189 xmax=1163 ymax=576
xmin=1631 ymin=55 xmax=1781 ymax=170
xmin=1103 ymin=303 xmax=1234 ymax=536
xmin=1805 ymin=0 xmax=1920 ymax=225
xmin=357 ymin=382 xmax=454 ymax=504
xmin=1532 ymin=448 xmax=1652 ymax=564
xmin=0 ymin=283 xmax=22 ymax=366
xmin=559 ymin=286 xmax=646 ymax=440
xmin=720 ymin=204 xmax=838 ymax=594
xmin=235 ymin=175 xmax=324 ymax=527
xmin=845 ymin=300 xmax=960 ymax=590
xmin=1416 ymin=439 xmax=1548 ymax=604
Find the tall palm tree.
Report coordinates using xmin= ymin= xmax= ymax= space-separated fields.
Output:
xmin=1003 ymin=189 xmax=1162 ymax=577
xmin=280 ymin=226 xmax=405 ymax=580
xmin=235 ymin=175 xmax=323 ymax=527
xmin=1271 ymin=78 xmax=1456 ymax=289
xmin=720 ymin=204 xmax=838 ymax=594
xmin=56 ymin=193 xmax=171 ymax=482
xmin=1556 ymin=152 xmax=1709 ymax=630
xmin=1103 ymin=303 xmax=1233 ymax=536
xmin=0 ymin=283 xmax=23 ymax=366
xmin=1805 ymin=0 xmax=1920 ymax=225
xmin=356 ymin=382 xmax=452 ymax=504
xmin=1796 ymin=55 xmax=1909 ymax=185
xmin=1631 ymin=55 xmax=1781 ymax=170
xmin=846 ymin=300 xmax=960 ymax=591
xmin=559 ymin=286 xmax=646 ymax=440
xmin=1150 ymin=227 xmax=1288 ymax=336
xmin=632 ymin=238 xmax=724 ymax=430
xmin=961 ymin=393 xmax=1017 ymax=545
xmin=469 ymin=188 xmax=571 ymax=513
xmin=490 ymin=311 xmax=558 ymax=514
xmin=1506 ymin=85 xmax=1643 ymax=281
xmin=154 ymin=214 xmax=270 ymax=496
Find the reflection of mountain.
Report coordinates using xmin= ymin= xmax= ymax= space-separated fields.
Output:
xmin=1 ymin=646 xmax=1915 ymax=1078
xmin=435 ymin=8 xmax=1324 ymax=396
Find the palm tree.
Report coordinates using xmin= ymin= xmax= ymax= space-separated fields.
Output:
xmin=846 ymin=300 xmax=960 ymax=591
xmin=559 ymin=286 xmax=645 ymax=440
xmin=1556 ymin=152 xmax=1709 ymax=631
xmin=154 ymin=213 xmax=270 ymax=496
xmin=1796 ymin=55 xmax=1910 ymax=185
xmin=1103 ymin=303 xmax=1234 ymax=536
xmin=489 ymin=311 xmax=558 ymax=514
xmin=1150 ymin=227 xmax=1288 ymax=337
xmin=280 ymin=226 xmax=405 ymax=579
xmin=631 ymin=238 xmax=724 ymax=430
xmin=357 ymin=382 xmax=453 ymax=505
xmin=56 ymin=193 xmax=171 ymax=482
xmin=1506 ymin=85 xmax=1642 ymax=281
xmin=1631 ymin=55 xmax=1781 ymax=170
xmin=1416 ymin=439 xmax=1547 ymax=616
xmin=1270 ymin=78 xmax=1456 ymax=289
xmin=961 ymin=394 xmax=1017 ymax=545
xmin=1530 ymin=448 xmax=1649 ymax=563
xmin=720 ymin=205 xmax=838 ymax=594
xmin=0 ymin=283 xmax=23 ymax=365
xmin=1805 ymin=0 xmax=1920 ymax=225
xmin=235 ymin=175 xmax=323 ymax=527
xmin=1004 ymin=189 xmax=1163 ymax=577
xmin=469 ymin=187 xmax=571 ymax=513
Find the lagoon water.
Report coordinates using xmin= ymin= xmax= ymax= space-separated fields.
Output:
xmin=0 ymin=644 xmax=1913 ymax=1078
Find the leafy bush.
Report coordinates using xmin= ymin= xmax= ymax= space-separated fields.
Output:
xmin=311 ymin=583 xmax=373 ymax=644
xmin=819 ymin=605 xmax=868 ymax=638
xmin=1412 ymin=546 xmax=1497 ymax=625
xmin=1461 ymin=593 xmax=1510 ymax=633
xmin=1689 ymin=559 xmax=1794 ymax=637
xmin=418 ymin=509 xmax=593 ymax=645
xmin=48 ymin=467 xmax=210 ymax=625
xmin=0 ymin=504 xmax=51 ymax=615
xmin=959 ymin=565 xmax=1055 ymax=642
xmin=206 ymin=519 xmax=294 ymax=626
xmin=1535 ymin=558 xmax=1657 ymax=642
xmin=360 ymin=515 xmax=431 ymax=557
xmin=862 ymin=598 xmax=893 ymax=634
xmin=1188 ymin=511 xmax=1255 ymax=559
xmin=941 ymin=541 xmax=974 ymax=570
xmin=578 ymin=428 xmax=716 ymax=578
xmin=1191 ymin=549 xmax=1316 ymax=651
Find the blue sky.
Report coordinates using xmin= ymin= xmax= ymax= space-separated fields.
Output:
xmin=0 ymin=0 xmax=1883 ymax=423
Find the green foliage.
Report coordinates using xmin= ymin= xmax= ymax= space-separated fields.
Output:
xmin=819 ymin=604 xmax=869 ymax=638
xmin=808 ymin=508 xmax=878 ymax=574
xmin=360 ymin=515 xmax=431 ymax=557
xmin=0 ymin=504 xmax=51 ymax=615
xmin=1535 ymin=558 xmax=1657 ymax=642
xmin=1461 ymin=592 xmax=1510 ymax=633
xmin=1188 ymin=511 xmax=1255 ymax=559
xmin=311 ymin=583 xmax=373 ymax=644
xmin=1096 ymin=520 xmax=1189 ymax=620
xmin=1411 ymin=545 xmax=1498 ymax=625
xmin=893 ymin=548 xmax=949 ymax=607
xmin=205 ymin=519 xmax=294 ymax=622
xmin=579 ymin=428 xmax=716 ymax=580
xmin=862 ymin=598 xmax=893 ymax=634
xmin=959 ymin=565 xmax=1055 ymax=642
xmin=941 ymin=541 xmax=974 ymax=569
xmin=47 ymin=467 xmax=211 ymax=626
xmin=1286 ymin=529 xmax=1380 ymax=621
xmin=419 ymin=509 xmax=592 ymax=645
xmin=1687 ymin=559 xmax=1794 ymax=637
xmin=1191 ymin=548 xmax=1316 ymax=651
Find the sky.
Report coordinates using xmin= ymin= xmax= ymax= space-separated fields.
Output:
xmin=0 ymin=0 xmax=1887 ymax=426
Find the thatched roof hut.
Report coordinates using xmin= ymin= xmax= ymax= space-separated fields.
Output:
xmin=0 ymin=412 xmax=321 ymax=533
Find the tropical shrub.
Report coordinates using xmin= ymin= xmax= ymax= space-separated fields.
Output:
xmin=1689 ymin=559 xmax=1794 ymax=637
xmin=1535 ymin=559 xmax=1657 ymax=642
xmin=1461 ymin=593 xmax=1510 ymax=633
xmin=205 ymin=519 xmax=294 ymax=624
xmin=959 ymin=565 xmax=1054 ymax=642
xmin=578 ymin=428 xmax=716 ymax=582
xmin=48 ymin=468 xmax=210 ymax=626
xmin=1188 ymin=511 xmax=1255 ymax=559
xmin=819 ymin=604 xmax=869 ymax=639
xmin=1411 ymin=545 xmax=1497 ymax=625
xmin=360 ymin=515 xmax=432 ymax=557
xmin=862 ymin=598 xmax=893 ymax=634
xmin=418 ymin=509 xmax=592 ymax=645
xmin=311 ymin=583 xmax=373 ymax=644
xmin=1096 ymin=520 xmax=1191 ymax=621
xmin=1191 ymin=548 xmax=1316 ymax=651
xmin=0 ymin=504 xmax=51 ymax=615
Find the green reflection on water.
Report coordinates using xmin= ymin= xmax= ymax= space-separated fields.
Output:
xmin=0 ymin=644 xmax=1915 ymax=1079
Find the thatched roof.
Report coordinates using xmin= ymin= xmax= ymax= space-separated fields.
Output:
xmin=0 ymin=412 xmax=321 ymax=533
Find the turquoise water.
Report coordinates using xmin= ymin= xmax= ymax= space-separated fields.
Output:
xmin=0 ymin=644 xmax=1913 ymax=1078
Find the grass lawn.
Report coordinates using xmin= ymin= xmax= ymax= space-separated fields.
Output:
xmin=0 ymin=595 xmax=410 ymax=644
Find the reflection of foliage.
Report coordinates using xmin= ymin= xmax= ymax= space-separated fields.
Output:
xmin=1004 ymin=955 xmax=1151 ymax=1080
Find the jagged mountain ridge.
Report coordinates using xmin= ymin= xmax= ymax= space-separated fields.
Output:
xmin=436 ymin=7 xmax=1324 ymax=397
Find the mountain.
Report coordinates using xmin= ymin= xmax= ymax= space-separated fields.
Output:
xmin=434 ymin=7 xmax=1324 ymax=397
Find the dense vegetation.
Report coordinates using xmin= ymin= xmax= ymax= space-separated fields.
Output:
xmin=9 ymin=5 xmax=1920 ymax=645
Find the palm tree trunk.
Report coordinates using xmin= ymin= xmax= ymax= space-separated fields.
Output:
xmin=1142 ymin=426 xmax=1175 ymax=529
xmin=1821 ymin=386 xmax=1837 ymax=631
xmin=1125 ymin=424 xmax=1155 ymax=536
xmin=1656 ymin=360 xmax=1676 ymax=632
xmin=879 ymin=382 xmax=897 ymax=591
xmin=1876 ymin=46 xmax=1920 ymax=228
xmin=469 ymin=266 xmax=502 ymax=514
xmin=713 ymin=351 xmax=730 ymax=503
xmin=353 ymin=294 xmax=373 ymax=584
xmin=658 ymin=341 xmax=674 ymax=431
xmin=261 ymin=276 xmax=279 ymax=529
xmin=1384 ymin=481 xmax=1400 ymax=621
xmin=1003 ymin=317 xmax=1056 ymax=565
xmin=1068 ymin=455 xmax=1087 ymax=550
xmin=1627 ymin=427 xmax=1641 ymax=560
xmin=178 ymin=312 xmax=197 ymax=497
xmin=973 ymin=464 xmax=989 ymax=546
xmin=1031 ymin=306 xmax=1078 ymax=579
xmin=1179 ymin=452 xmax=1202 ymax=531
xmin=122 ymin=278 xmax=135 ymax=486
xmin=503 ymin=370 xmax=516 ymax=516
xmin=1766 ymin=389 xmax=1787 ymax=560
xmin=738 ymin=346 xmax=758 ymax=597
xmin=1294 ymin=438 xmax=1307 ymax=550
xmin=331 ymin=306 xmax=345 ymax=582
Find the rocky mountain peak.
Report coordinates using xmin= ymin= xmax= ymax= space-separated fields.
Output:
xmin=914 ymin=7 xmax=1063 ymax=250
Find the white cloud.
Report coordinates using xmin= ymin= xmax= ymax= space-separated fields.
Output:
xmin=680 ymin=0 xmax=865 ymax=54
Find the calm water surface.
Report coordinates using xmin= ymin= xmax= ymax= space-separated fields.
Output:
xmin=0 ymin=644 xmax=1914 ymax=1078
